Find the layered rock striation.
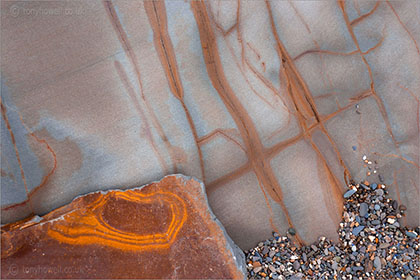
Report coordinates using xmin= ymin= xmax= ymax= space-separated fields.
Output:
xmin=1 ymin=175 xmax=246 ymax=279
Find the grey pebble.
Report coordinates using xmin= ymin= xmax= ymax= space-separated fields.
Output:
xmin=359 ymin=203 xmax=368 ymax=217
xmin=293 ymin=261 xmax=300 ymax=270
xmin=262 ymin=246 xmax=269 ymax=255
xmin=352 ymin=266 xmax=364 ymax=272
xmin=360 ymin=183 xmax=369 ymax=190
xmin=406 ymin=231 xmax=418 ymax=238
xmin=352 ymin=226 xmax=365 ymax=236
xmin=374 ymin=256 xmax=382 ymax=271
xmin=344 ymin=189 xmax=357 ymax=198
xmin=307 ymin=250 xmax=315 ymax=258
xmin=407 ymin=247 xmax=415 ymax=255
xmin=392 ymin=200 xmax=398 ymax=209
xmin=375 ymin=189 xmax=384 ymax=196
xmin=371 ymin=220 xmax=380 ymax=225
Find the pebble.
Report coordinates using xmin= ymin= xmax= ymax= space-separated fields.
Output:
xmin=352 ymin=225 xmax=365 ymax=236
xmin=253 ymin=266 xmax=262 ymax=273
xmin=374 ymin=256 xmax=382 ymax=270
xmin=288 ymin=228 xmax=296 ymax=236
xmin=366 ymin=260 xmax=373 ymax=272
xmin=352 ymin=266 xmax=363 ymax=272
xmin=344 ymin=189 xmax=356 ymax=198
xmin=406 ymin=231 xmax=418 ymax=238
xmin=269 ymin=251 xmax=276 ymax=258
xmin=360 ymin=183 xmax=369 ymax=190
xmin=359 ymin=203 xmax=368 ymax=217
xmin=375 ymin=189 xmax=384 ymax=196
xmin=372 ymin=219 xmax=380 ymax=225
xmin=379 ymin=243 xmax=390 ymax=249
xmin=245 ymin=181 xmax=420 ymax=280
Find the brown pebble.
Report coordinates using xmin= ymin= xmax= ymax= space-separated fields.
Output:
xmin=367 ymin=244 xmax=376 ymax=252
xmin=253 ymin=266 xmax=262 ymax=273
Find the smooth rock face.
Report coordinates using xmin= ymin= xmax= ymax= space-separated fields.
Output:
xmin=1 ymin=175 xmax=246 ymax=279
xmin=1 ymin=0 xmax=419 ymax=249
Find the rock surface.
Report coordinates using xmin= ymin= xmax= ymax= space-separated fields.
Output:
xmin=1 ymin=175 xmax=245 ymax=279
xmin=1 ymin=0 xmax=419 ymax=249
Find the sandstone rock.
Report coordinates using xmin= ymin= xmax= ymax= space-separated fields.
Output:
xmin=1 ymin=0 xmax=419 ymax=249
xmin=1 ymin=175 xmax=245 ymax=279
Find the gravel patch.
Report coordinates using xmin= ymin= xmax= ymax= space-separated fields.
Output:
xmin=245 ymin=181 xmax=420 ymax=279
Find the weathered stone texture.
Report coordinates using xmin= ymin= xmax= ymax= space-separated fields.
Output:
xmin=1 ymin=175 xmax=246 ymax=279
xmin=1 ymin=0 xmax=419 ymax=249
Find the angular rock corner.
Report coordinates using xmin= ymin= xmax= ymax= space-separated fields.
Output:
xmin=1 ymin=175 xmax=246 ymax=279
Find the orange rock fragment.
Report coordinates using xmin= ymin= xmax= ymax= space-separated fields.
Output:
xmin=1 ymin=175 xmax=245 ymax=279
